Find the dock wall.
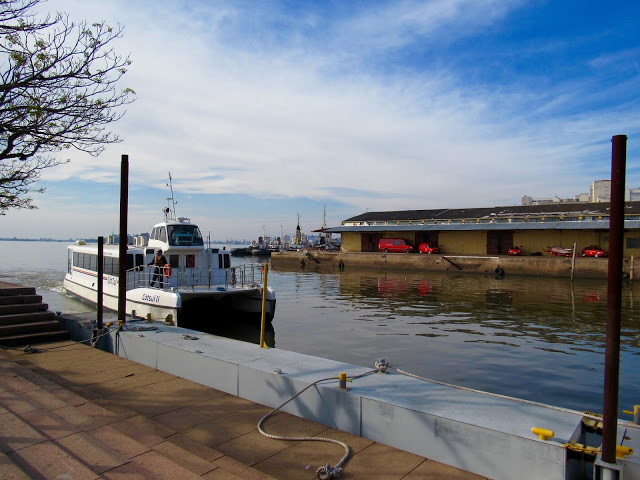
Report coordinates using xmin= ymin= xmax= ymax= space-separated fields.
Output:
xmin=64 ymin=318 xmax=637 ymax=480
xmin=270 ymin=251 xmax=623 ymax=278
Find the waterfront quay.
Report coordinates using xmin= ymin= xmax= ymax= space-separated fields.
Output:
xmin=271 ymin=250 xmax=617 ymax=278
xmin=19 ymin=312 xmax=640 ymax=480
xmin=0 ymin=319 xmax=486 ymax=480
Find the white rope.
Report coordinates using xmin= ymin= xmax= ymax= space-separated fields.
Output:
xmin=257 ymin=370 xmax=377 ymax=478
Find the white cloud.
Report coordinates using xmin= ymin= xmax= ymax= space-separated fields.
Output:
xmin=4 ymin=0 xmax=639 ymax=239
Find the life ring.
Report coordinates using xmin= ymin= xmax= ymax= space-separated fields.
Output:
xmin=186 ymin=257 xmax=195 ymax=268
xmin=163 ymin=264 xmax=172 ymax=279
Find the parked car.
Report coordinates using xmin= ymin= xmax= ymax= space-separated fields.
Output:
xmin=508 ymin=246 xmax=521 ymax=256
xmin=379 ymin=238 xmax=413 ymax=253
xmin=582 ymin=246 xmax=608 ymax=257
xmin=418 ymin=243 xmax=440 ymax=254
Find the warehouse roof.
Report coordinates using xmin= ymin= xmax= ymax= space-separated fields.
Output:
xmin=325 ymin=202 xmax=640 ymax=233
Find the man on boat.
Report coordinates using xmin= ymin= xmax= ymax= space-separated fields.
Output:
xmin=149 ymin=249 xmax=168 ymax=288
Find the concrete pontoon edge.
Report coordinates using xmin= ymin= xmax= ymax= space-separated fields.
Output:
xmin=60 ymin=313 xmax=640 ymax=480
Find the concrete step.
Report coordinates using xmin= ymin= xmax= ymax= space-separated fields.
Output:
xmin=0 ymin=294 xmax=43 ymax=306
xmin=0 ymin=311 xmax=56 ymax=326
xmin=0 ymin=303 xmax=49 ymax=316
xmin=0 ymin=285 xmax=36 ymax=297
xmin=0 ymin=320 xmax=66 ymax=337
xmin=0 ymin=330 xmax=70 ymax=347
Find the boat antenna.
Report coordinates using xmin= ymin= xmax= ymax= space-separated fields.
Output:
xmin=165 ymin=172 xmax=177 ymax=221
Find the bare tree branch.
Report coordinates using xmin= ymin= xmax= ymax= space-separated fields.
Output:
xmin=0 ymin=0 xmax=135 ymax=213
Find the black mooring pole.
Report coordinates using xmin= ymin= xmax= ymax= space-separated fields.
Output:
xmin=97 ymin=236 xmax=104 ymax=330
xmin=117 ymin=155 xmax=129 ymax=323
xmin=601 ymin=135 xmax=627 ymax=464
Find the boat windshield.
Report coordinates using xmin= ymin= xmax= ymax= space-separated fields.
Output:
xmin=167 ymin=224 xmax=204 ymax=246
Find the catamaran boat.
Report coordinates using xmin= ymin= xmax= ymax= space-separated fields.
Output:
xmin=63 ymin=212 xmax=276 ymax=327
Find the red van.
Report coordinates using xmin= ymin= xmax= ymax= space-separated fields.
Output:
xmin=379 ymin=238 xmax=413 ymax=253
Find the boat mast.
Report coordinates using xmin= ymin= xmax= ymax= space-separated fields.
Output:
xmin=165 ymin=172 xmax=177 ymax=221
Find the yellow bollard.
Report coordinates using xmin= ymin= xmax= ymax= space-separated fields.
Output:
xmin=259 ymin=263 xmax=269 ymax=348
xmin=146 ymin=313 xmax=152 ymax=323
xmin=531 ymin=427 xmax=554 ymax=441
xmin=623 ymin=405 xmax=640 ymax=425
xmin=616 ymin=445 xmax=634 ymax=458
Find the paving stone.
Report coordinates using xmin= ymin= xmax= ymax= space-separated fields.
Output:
xmin=7 ymin=440 xmax=100 ymax=480
xmin=165 ymin=432 xmax=225 ymax=462
xmin=152 ymin=405 xmax=214 ymax=431
xmin=56 ymin=431 xmax=130 ymax=474
xmin=20 ymin=407 xmax=81 ymax=440
xmin=402 ymin=458 xmax=490 ymax=479
xmin=253 ymin=435 xmax=350 ymax=480
xmin=93 ymin=370 xmax=176 ymax=392
xmin=340 ymin=442 xmax=425 ymax=480
xmin=49 ymin=385 xmax=87 ymax=406
xmin=109 ymin=415 xmax=174 ymax=447
xmin=0 ymin=451 xmax=31 ymax=480
xmin=152 ymin=440 xmax=216 ymax=475
xmin=216 ymin=430 xmax=296 ymax=466
xmin=209 ymin=456 xmax=279 ymax=480
xmin=184 ymin=405 xmax=281 ymax=447
xmin=124 ymin=450 xmax=202 ymax=479
xmin=74 ymin=400 xmax=122 ymax=427
xmin=0 ymin=387 xmax=43 ymax=414
xmin=201 ymin=467 xmax=245 ymax=480
xmin=23 ymin=387 xmax=69 ymax=410
xmin=191 ymin=394 xmax=261 ymax=419
xmin=0 ymin=412 xmax=47 ymax=453
xmin=88 ymin=425 xmax=150 ymax=458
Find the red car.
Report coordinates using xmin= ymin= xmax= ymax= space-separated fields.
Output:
xmin=418 ymin=243 xmax=440 ymax=254
xmin=508 ymin=246 xmax=521 ymax=256
xmin=582 ymin=246 xmax=608 ymax=257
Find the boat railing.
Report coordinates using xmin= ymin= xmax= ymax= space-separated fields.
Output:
xmin=127 ymin=264 xmax=265 ymax=291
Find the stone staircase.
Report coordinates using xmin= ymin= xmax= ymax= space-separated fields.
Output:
xmin=0 ymin=282 xmax=69 ymax=347
xmin=0 ymin=346 xmax=278 ymax=479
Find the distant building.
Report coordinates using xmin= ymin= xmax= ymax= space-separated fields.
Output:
xmin=327 ymin=202 xmax=640 ymax=256
xmin=521 ymin=194 xmax=585 ymax=206
xmin=626 ymin=188 xmax=640 ymax=202
xmin=590 ymin=180 xmax=611 ymax=202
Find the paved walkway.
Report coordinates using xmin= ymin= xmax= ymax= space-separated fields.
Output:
xmin=0 ymin=341 xmax=490 ymax=479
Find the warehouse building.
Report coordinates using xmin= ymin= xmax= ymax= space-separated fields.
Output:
xmin=327 ymin=202 xmax=640 ymax=257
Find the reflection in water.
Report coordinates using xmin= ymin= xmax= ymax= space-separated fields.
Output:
xmin=184 ymin=319 xmax=275 ymax=348
xmin=269 ymin=266 xmax=639 ymax=417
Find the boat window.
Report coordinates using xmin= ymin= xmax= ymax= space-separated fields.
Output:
xmin=135 ymin=254 xmax=144 ymax=267
xmin=73 ymin=252 xmax=80 ymax=267
xmin=223 ymin=253 xmax=230 ymax=269
xmin=218 ymin=254 xmax=223 ymax=269
xmin=186 ymin=255 xmax=195 ymax=268
xmin=89 ymin=254 xmax=97 ymax=272
xmin=167 ymin=224 xmax=204 ymax=246
xmin=159 ymin=227 xmax=167 ymax=243
xmin=169 ymin=255 xmax=179 ymax=268
xmin=104 ymin=257 xmax=119 ymax=276
xmin=126 ymin=253 xmax=134 ymax=271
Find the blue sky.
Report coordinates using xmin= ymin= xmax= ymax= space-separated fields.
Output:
xmin=2 ymin=0 xmax=639 ymax=240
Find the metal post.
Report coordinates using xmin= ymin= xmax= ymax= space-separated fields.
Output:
xmin=117 ymin=155 xmax=129 ymax=324
xmin=601 ymin=135 xmax=627 ymax=465
xmin=97 ymin=236 xmax=104 ymax=330
xmin=259 ymin=262 xmax=269 ymax=348
xmin=570 ymin=242 xmax=577 ymax=281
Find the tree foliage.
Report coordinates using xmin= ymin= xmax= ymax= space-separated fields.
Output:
xmin=0 ymin=0 xmax=135 ymax=213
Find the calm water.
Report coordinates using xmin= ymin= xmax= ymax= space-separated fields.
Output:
xmin=1 ymin=240 xmax=638 ymax=417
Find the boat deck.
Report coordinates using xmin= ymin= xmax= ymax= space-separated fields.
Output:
xmin=0 ymin=340 xmax=487 ymax=479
